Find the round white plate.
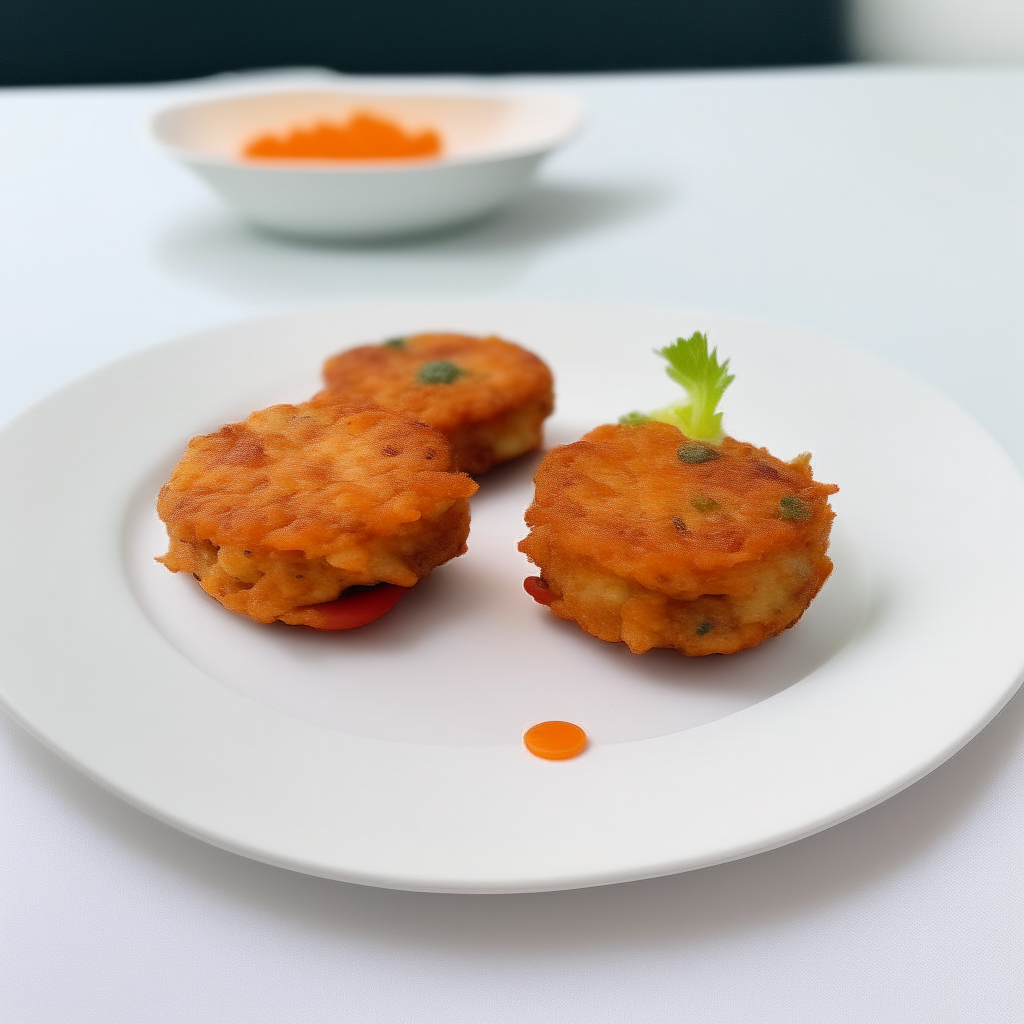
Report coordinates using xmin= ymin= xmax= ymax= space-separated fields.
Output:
xmin=2 ymin=302 xmax=1023 ymax=893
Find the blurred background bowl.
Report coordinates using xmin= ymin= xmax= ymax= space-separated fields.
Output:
xmin=152 ymin=90 xmax=585 ymax=241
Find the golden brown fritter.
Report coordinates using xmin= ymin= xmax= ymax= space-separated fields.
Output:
xmin=157 ymin=397 xmax=478 ymax=625
xmin=320 ymin=332 xmax=554 ymax=475
xmin=519 ymin=421 xmax=838 ymax=656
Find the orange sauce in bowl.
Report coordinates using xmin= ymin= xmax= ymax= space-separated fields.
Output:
xmin=243 ymin=112 xmax=442 ymax=161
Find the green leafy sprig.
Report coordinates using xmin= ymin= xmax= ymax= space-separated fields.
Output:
xmin=620 ymin=332 xmax=734 ymax=444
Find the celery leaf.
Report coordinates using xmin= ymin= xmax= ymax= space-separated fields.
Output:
xmin=648 ymin=332 xmax=734 ymax=443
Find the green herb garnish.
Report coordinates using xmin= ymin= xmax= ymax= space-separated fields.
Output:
xmin=383 ymin=336 xmax=407 ymax=348
xmin=646 ymin=332 xmax=734 ymax=444
xmin=417 ymin=360 xmax=464 ymax=385
xmin=696 ymin=620 xmax=714 ymax=636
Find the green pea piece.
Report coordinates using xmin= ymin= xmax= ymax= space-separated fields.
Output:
xmin=383 ymin=336 xmax=407 ymax=348
xmin=619 ymin=411 xmax=650 ymax=426
xmin=690 ymin=495 xmax=719 ymax=514
xmin=678 ymin=443 xmax=718 ymax=464
xmin=416 ymin=360 xmax=464 ymax=385
xmin=779 ymin=495 xmax=811 ymax=521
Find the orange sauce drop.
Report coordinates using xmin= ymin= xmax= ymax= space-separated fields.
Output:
xmin=243 ymin=112 xmax=442 ymax=161
xmin=524 ymin=721 xmax=588 ymax=760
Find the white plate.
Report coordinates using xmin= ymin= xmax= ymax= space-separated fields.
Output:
xmin=153 ymin=90 xmax=584 ymax=240
xmin=2 ymin=302 xmax=1023 ymax=893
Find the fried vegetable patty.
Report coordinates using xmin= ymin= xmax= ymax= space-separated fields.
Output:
xmin=157 ymin=398 xmax=478 ymax=626
xmin=320 ymin=332 xmax=554 ymax=474
xmin=519 ymin=421 xmax=838 ymax=656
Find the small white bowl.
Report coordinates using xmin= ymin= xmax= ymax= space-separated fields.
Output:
xmin=153 ymin=89 xmax=584 ymax=241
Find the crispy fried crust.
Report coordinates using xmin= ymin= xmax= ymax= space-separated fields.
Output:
xmin=320 ymin=332 xmax=554 ymax=474
xmin=519 ymin=421 xmax=838 ymax=655
xmin=157 ymin=398 xmax=478 ymax=624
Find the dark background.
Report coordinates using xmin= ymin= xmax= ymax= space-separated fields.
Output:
xmin=0 ymin=0 xmax=845 ymax=86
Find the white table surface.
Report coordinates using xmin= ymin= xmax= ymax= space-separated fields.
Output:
xmin=2 ymin=66 xmax=1022 ymax=1023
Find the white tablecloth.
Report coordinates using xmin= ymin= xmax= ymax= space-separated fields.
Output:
xmin=2 ymin=67 xmax=1022 ymax=1023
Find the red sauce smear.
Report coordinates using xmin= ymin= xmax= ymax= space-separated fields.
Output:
xmin=300 ymin=583 xmax=407 ymax=630
xmin=524 ymin=721 xmax=588 ymax=760
xmin=524 ymin=576 xmax=555 ymax=605
xmin=243 ymin=112 xmax=442 ymax=161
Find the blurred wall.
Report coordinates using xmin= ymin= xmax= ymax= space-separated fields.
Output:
xmin=0 ymin=0 xmax=845 ymax=85
xmin=851 ymin=0 xmax=1024 ymax=61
